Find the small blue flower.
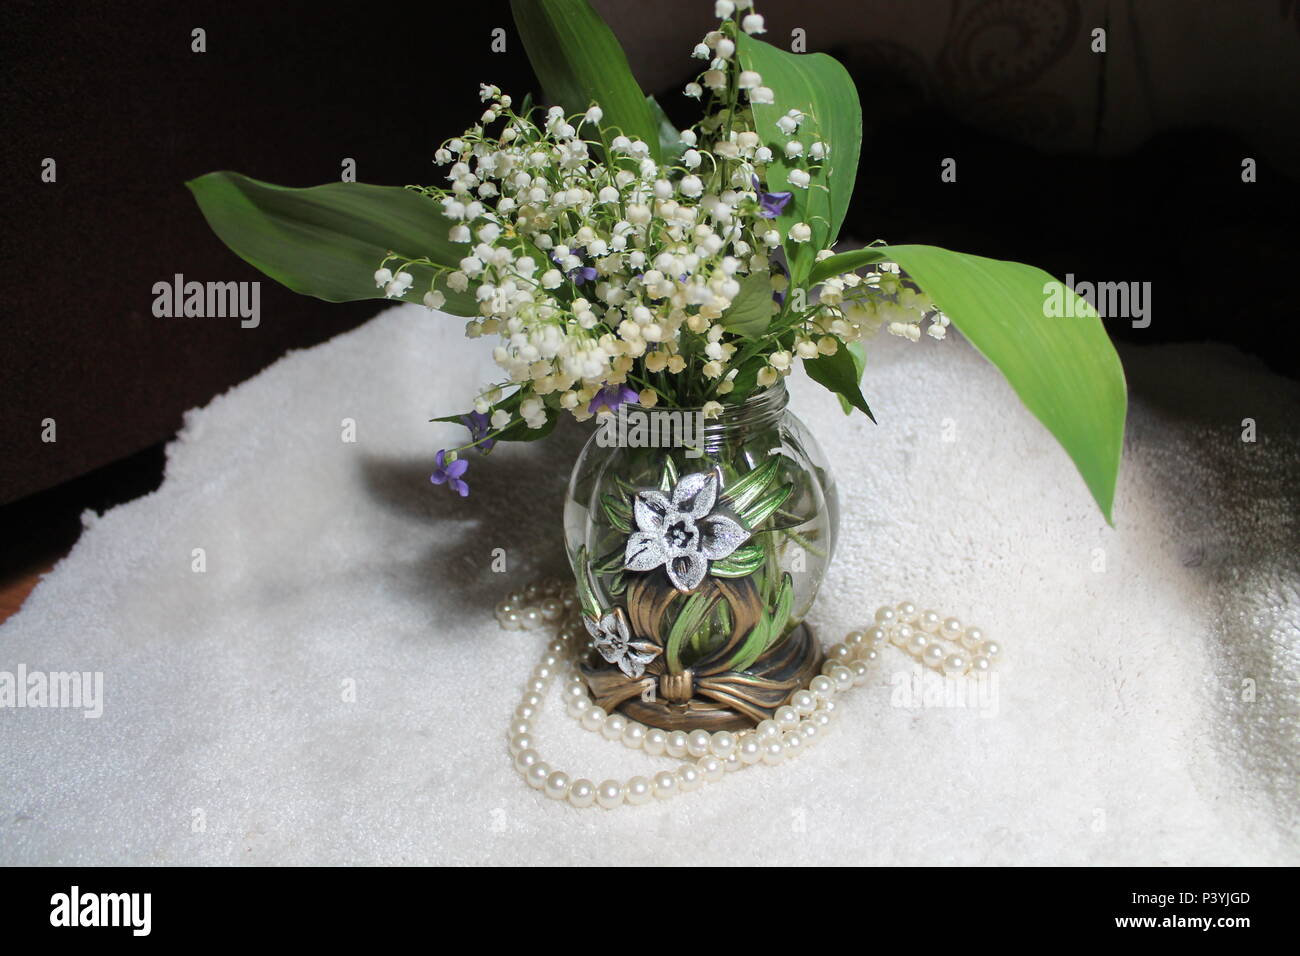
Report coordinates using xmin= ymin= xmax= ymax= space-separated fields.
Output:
xmin=430 ymin=450 xmax=469 ymax=497
xmin=753 ymin=175 xmax=792 ymax=219
xmin=460 ymin=410 xmax=495 ymax=454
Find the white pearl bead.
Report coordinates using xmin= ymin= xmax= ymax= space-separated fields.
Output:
xmin=596 ymin=779 xmax=624 ymax=809
xmin=525 ymin=678 xmax=546 ymax=694
xmin=568 ymin=778 xmax=596 ymax=808
xmin=774 ymin=705 xmax=799 ymax=731
xmin=970 ymin=654 xmax=992 ymax=673
xmin=666 ymin=731 xmax=690 ymax=758
xmin=531 ymin=665 xmax=553 ymax=683
xmin=526 ymin=761 xmax=551 ymax=789
xmin=495 ymin=600 xmax=515 ymax=618
xmin=896 ymin=600 xmax=917 ymax=619
xmin=800 ymin=721 xmax=819 ymax=742
xmin=865 ymin=625 xmax=886 ymax=646
xmin=677 ymin=765 xmax=703 ymax=792
xmin=892 ymin=624 xmax=913 ymax=647
xmin=755 ymin=719 xmax=781 ymax=739
xmin=625 ymin=776 xmax=653 ymax=806
xmin=591 ymin=710 xmax=621 ymax=739
xmin=697 ymin=755 xmax=725 ymax=781
xmin=874 ymin=605 xmax=897 ymax=624
xmin=540 ymin=597 xmax=563 ymax=621
xmin=738 ymin=737 xmax=763 ymax=764
xmin=687 ymin=729 xmax=712 ymax=758
xmin=942 ymin=653 xmax=968 ymax=677
xmin=960 ymin=626 xmax=985 ymax=649
xmin=844 ymin=630 xmax=865 ymax=647
xmin=514 ymin=748 xmax=540 ymax=773
xmin=809 ymin=675 xmax=835 ymax=700
xmin=725 ymin=752 xmax=744 ymax=773
xmin=507 ymin=718 xmax=531 ymax=738
xmin=761 ymin=740 xmax=784 ymax=765
xmin=521 ymin=692 xmax=543 ymax=708
xmin=566 ymin=695 xmax=590 ymax=718
xmin=653 ymin=770 xmax=678 ymax=800
xmin=544 ymin=770 xmax=571 ymax=800
xmin=941 ymin=617 xmax=963 ymax=641
xmin=919 ymin=610 xmax=941 ymax=633
xmin=923 ymin=644 xmax=946 ymax=667
xmin=782 ymin=731 xmax=803 ymax=756
xmin=790 ymin=690 xmax=816 ymax=715
xmin=508 ymin=733 xmax=532 ymax=757
xmin=644 ymin=729 xmax=668 ymax=756
xmin=506 ymin=590 xmax=524 ymax=605
xmin=515 ymin=703 xmax=537 ymax=721
xmin=521 ymin=608 xmax=542 ymax=630
xmin=563 ymin=684 xmax=585 ymax=702
xmin=622 ymin=721 xmax=647 ymax=749
xmin=851 ymin=659 xmax=871 ymax=685
xmin=811 ymin=711 xmax=832 ymax=729
xmin=979 ymin=640 xmax=1001 ymax=658
xmin=709 ymin=731 xmax=737 ymax=758
xmin=501 ymin=610 xmax=523 ymax=631
xmin=826 ymin=642 xmax=850 ymax=661
xmin=580 ymin=706 xmax=606 ymax=732
xmin=817 ymin=697 xmax=837 ymax=715
xmin=830 ymin=665 xmax=854 ymax=691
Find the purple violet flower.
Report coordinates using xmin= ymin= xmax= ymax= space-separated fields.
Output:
xmin=588 ymin=384 xmax=641 ymax=415
xmin=459 ymin=410 xmax=495 ymax=454
xmin=753 ymin=175 xmax=792 ymax=219
xmin=430 ymin=449 xmax=469 ymax=497
xmin=553 ymin=250 xmax=598 ymax=285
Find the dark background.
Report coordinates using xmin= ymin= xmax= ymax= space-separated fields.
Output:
xmin=3 ymin=0 xmax=1299 ymax=575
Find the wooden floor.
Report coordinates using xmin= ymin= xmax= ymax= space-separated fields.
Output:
xmin=0 ymin=558 xmax=59 ymax=625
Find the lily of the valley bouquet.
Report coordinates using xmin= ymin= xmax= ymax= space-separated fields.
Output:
xmin=190 ymin=0 xmax=1125 ymax=522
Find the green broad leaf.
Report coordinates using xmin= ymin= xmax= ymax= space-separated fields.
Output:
xmin=736 ymin=32 xmax=862 ymax=284
xmin=573 ymin=546 xmax=602 ymax=619
xmin=725 ymin=610 xmax=773 ymax=673
xmin=803 ymin=345 xmax=875 ymax=421
xmin=879 ymin=244 xmax=1126 ymax=521
xmin=665 ymin=591 xmax=715 ymax=673
xmin=647 ymin=95 xmax=687 ymax=164
xmin=599 ymin=493 xmax=633 ymax=534
xmin=739 ymin=484 xmax=794 ymax=529
xmin=720 ymin=455 xmax=780 ymax=511
xmin=720 ymin=270 xmax=777 ymax=338
xmin=511 ymin=0 xmax=660 ymax=162
xmin=708 ymin=542 xmax=766 ymax=578
xmin=807 ymin=245 xmax=888 ymax=286
xmin=835 ymin=342 xmax=867 ymax=415
xmin=186 ymin=173 xmax=477 ymax=315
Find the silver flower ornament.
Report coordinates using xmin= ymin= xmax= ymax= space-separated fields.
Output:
xmin=623 ymin=471 xmax=750 ymax=592
xmin=585 ymin=607 xmax=662 ymax=679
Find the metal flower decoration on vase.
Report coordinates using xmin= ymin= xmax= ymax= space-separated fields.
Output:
xmin=624 ymin=472 xmax=750 ymax=593
xmin=585 ymin=607 xmax=661 ymax=679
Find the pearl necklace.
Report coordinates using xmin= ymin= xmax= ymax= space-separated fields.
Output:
xmin=498 ymin=580 xmax=1001 ymax=809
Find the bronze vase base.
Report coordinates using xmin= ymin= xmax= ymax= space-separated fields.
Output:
xmin=580 ymin=623 xmax=824 ymax=732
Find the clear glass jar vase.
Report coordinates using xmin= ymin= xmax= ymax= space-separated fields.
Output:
xmin=563 ymin=383 xmax=838 ymax=731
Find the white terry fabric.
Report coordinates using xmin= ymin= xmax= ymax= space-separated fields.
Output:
xmin=2 ymin=305 xmax=1296 ymax=866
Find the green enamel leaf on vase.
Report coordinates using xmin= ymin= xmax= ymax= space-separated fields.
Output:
xmin=736 ymin=32 xmax=862 ymax=285
xmin=511 ymin=0 xmax=660 ymax=162
xmin=825 ymin=244 xmax=1126 ymax=522
xmin=186 ymin=172 xmax=478 ymax=315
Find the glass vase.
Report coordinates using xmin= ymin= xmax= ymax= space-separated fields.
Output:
xmin=563 ymin=383 xmax=838 ymax=731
